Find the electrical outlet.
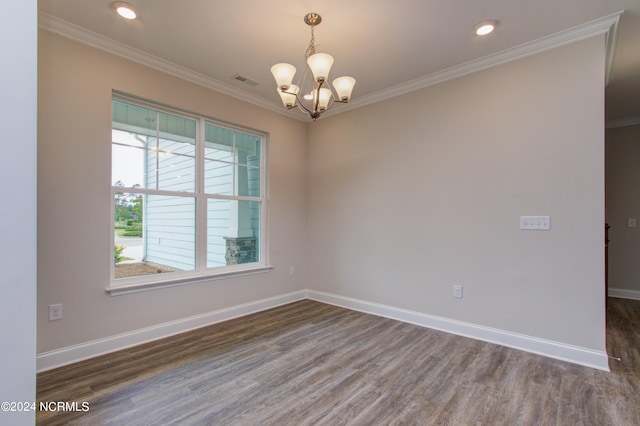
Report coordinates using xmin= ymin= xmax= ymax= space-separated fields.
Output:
xmin=49 ymin=304 xmax=63 ymax=321
xmin=289 ymin=266 xmax=295 ymax=276
xmin=453 ymin=285 xmax=463 ymax=299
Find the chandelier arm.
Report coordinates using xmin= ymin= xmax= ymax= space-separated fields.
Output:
xmin=281 ymin=87 xmax=347 ymax=119
xmin=325 ymin=96 xmax=336 ymax=111
xmin=319 ymin=94 xmax=339 ymax=114
xmin=281 ymin=88 xmax=313 ymax=114
xmin=313 ymin=80 xmax=324 ymax=114
xmin=296 ymin=97 xmax=313 ymax=115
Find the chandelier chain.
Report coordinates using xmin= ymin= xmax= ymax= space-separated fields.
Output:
xmin=305 ymin=24 xmax=316 ymax=59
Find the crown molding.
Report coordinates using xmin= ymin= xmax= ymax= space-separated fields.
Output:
xmin=604 ymin=12 xmax=622 ymax=86
xmin=39 ymin=10 xmax=622 ymax=122
xmin=606 ymin=117 xmax=640 ymax=129
xmin=333 ymin=11 xmax=623 ymax=116
xmin=38 ymin=12 xmax=296 ymax=119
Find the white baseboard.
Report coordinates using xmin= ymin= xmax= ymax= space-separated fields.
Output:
xmin=36 ymin=290 xmax=307 ymax=372
xmin=307 ymin=290 xmax=610 ymax=372
xmin=609 ymin=287 xmax=640 ymax=301
xmin=37 ymin=289 xmax=610 ymax=373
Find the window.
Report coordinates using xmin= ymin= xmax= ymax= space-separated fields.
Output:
xmin=110 ymin=97 xmax=268 ymax=290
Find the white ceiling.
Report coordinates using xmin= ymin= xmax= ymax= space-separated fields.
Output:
xmin=38 ymin=0 xmax=640 ymax=124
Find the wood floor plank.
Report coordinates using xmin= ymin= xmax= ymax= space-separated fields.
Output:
xmin=36 ymin=298 xmax=640 ymax=425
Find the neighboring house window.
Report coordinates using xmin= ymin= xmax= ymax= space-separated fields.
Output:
xmin=111 ymin=97 xmax=267 ymax=289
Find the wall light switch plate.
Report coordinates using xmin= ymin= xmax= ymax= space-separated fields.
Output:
xmin=520 ymin=216 xmax=551 ymax=230
xmin=49 ymin=304 xmax=63 ymax=321
xmin=628 ymin=218 xmax=637 ymax=228
xmin=453 ymin=285 xmax=463 ymax=299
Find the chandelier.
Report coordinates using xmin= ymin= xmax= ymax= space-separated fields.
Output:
xmin=271 ymin=13 xmax=356 ymax=121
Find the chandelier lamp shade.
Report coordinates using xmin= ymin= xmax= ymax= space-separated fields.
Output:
xmin=271 ymin=13 xmax=356 ymax=120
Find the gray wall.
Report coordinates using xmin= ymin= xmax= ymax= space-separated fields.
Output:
xmin=0 ymin=1 xmax=37 ymax=424
xmin=606 ymin=124 xmax=640 ymax=296
xmin=38 ymin=30 xmax=308 ymax=352
xmin=38 ymin=28 xmax=608 ymax=362
xmin=306 ymin=36 xmax=607 ymax=351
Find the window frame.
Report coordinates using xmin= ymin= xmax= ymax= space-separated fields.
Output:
xmin=107 ymin=94 xmax=270 ymax=295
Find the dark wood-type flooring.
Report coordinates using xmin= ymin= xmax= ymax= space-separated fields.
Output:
xmin=37 ymin=298 xmax=640 ymax=425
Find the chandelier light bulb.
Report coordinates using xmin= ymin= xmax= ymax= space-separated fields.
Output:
xmin=332 ymin=76 xmax=356 ymax=102
xmin=307 ymin=53 xmax=334 ymax=83
xmin=315 ymin=88 xmax=332 ymax=111
xmin=277 ymin=85 xmax=299 ymax=108
xmin=271 ymin=63 xmax=297 ymax=90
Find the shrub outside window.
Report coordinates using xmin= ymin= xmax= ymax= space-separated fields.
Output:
xmin=111 ymin=97 xmax=267 ymax=289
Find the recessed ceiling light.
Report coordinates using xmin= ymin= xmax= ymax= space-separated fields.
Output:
xmin=113 ymin=2 xmax=137 ymax=20
xmin=474 ymin=20 xmax=498 ymax=36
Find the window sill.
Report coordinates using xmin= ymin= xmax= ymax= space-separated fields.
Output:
xmin=106 ymin=265 xmax=273 ymax=296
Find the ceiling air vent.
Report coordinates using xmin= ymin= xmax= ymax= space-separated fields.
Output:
xmin=232 ymin=74 xmax=259 ymax=87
